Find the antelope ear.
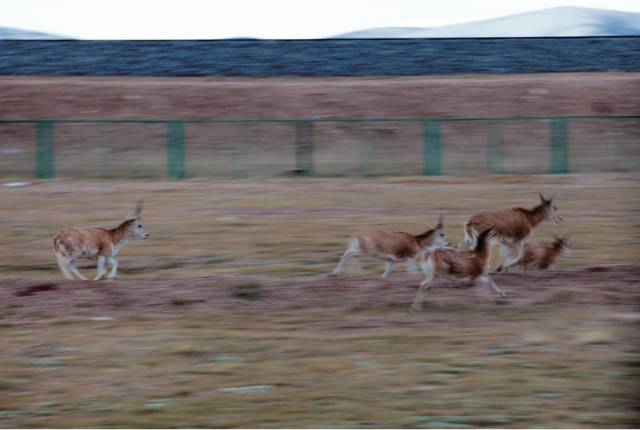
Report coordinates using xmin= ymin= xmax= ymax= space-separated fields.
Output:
xmin=538 ymin=192 xmax=547 ymax=203
xmin=436 ymin=215 xmax=444 ymax=230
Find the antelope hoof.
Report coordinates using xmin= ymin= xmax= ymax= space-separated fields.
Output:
xmin=327 ymin=272 xmax=339 ymax=278
xmin=496 ymin=265 xmax=504 ymax=272
xmin=499 ymin=291 xmax=507 ymax=298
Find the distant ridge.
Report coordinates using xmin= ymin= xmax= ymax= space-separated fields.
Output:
xmin=1 ymin=37 xmax=638 ymax=76
xmin=0 ymin=26 xmax=69 ymax=39
xmin=333 ymin=7 xmax=640 ymax=38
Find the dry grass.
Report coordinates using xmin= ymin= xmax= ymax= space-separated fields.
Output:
xmin=0 ymin=306 xmax=638 ymax=428
xmin=0 ymin=174 xmax=639 ymax=427
xmin=0 ymin=173 xmax=638 ymax=280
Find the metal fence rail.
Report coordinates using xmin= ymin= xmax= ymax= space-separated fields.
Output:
xmin=0 ymin=115 xmax=638 ymax=179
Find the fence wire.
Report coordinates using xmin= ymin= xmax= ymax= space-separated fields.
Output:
xmin=0 ymin=116 xmax=638 ymax=179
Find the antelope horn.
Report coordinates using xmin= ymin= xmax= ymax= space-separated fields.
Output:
xmin=134 ymin=198 xmax=144 ymax=219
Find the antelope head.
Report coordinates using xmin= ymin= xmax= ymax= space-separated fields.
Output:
xmin=538 ymin=192 xmax=563 ymax=224
xmin=129 ymin=199 xmax=149 ymax=239
xmin=429 ymin=215 xmax=448 ymax=249
xmin=553 ymin=233 xmax=573 ymax=257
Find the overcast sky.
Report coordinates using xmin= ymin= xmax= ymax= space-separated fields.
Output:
xmin=3 ymin=0 xmax=640 ymax=39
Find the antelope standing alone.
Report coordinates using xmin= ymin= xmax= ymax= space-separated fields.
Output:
xmin=52 ymin=200 xmax=149 ymax=280
xmin=411 ymin=226 xmax=504 ymax=311
xmin=461 ymin=193 xmax=562 ymax=272
xmin=329 ymin=216 xmax=447 ymax=278
xmin=508 ymin=235 xmax=572 ymax=271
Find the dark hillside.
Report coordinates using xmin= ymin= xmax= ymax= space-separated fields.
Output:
xmin=1 ymin=37 xmax=639 ymax=77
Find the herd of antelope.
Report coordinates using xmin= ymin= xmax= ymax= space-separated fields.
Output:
xmin=328 ymin=193 xmax=571 ymax=311
xmin=52 ymin=193 xmax=571 ymax=310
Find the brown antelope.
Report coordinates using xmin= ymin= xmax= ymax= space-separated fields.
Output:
xmin=508 ymin=235 xmax=572 ymax=271
xmin=52 ymin=200 xmax=149 ymax=280
xmin=411 ymin=226 xmax=504 ymax=311
xmin=329 ymin=216 xmax=447 ymax=278
xmin=461 ymin=193 xmax=562 ymax=273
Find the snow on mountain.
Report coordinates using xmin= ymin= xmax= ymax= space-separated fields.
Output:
xmin=333 ymin=7 xmax=640 ymax=38
xmin=0 ymin=26 xmax=69 ymax=40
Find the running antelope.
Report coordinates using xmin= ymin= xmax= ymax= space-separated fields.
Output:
xmin=329 ymin=216 xmax=447 ymax=278
xmin=411 ymin=227 xmax=504 ymax=311
xmin=508 ymin=235 xmax=572 ymax=272
xmin=52 ymin=200 xmax=149 ymax=280
xmin=461 ymin=193 xmax=562 ymax=272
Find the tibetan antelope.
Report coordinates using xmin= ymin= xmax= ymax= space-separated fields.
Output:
xmin=461 ymin=193 xmax=562 ymax=273
xmin=52 ymin=199 xmax=149 ymax=280
xmin=508 ymin=235 xmax=572 ymax=272
xmin=411 ymin=227 xmax=504 ymax=311
xmin=329 ymin=216 xmax=447 ymax=278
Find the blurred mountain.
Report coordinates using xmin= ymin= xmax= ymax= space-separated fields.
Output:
xmin=333 ymin=7 xmax=640 ymax=38
xmin=0 ymin=26 xmax=69 ymax=39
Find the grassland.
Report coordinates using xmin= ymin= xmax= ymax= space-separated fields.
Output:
xmin=0 ymin=173 xmax=638 ymax=279
xmin=0 ymin=174 xmax=638 ymax=428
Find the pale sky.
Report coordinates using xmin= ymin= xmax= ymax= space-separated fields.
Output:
xmin=3 ymin=0 xmax=640 ymax=39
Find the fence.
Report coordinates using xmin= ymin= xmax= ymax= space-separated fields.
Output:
xmin=0 ymin=115 xmax=638 ymax=179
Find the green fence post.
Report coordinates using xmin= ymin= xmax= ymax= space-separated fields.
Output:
xmin=166 ymin=121 xmax=186 ymax=179
xmin=423 ymin=120 xmax=442 ymax=176
xmin=486 ymin=120 xmax=504 ymax=174
xmin=36 ymin=121 xmax=55 ymax=179
xmin=549 ymin=118 xmax=569 ymax=174
xmin=295 ymin=121 xmax=314 ymax=176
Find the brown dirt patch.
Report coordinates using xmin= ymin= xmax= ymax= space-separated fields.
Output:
xmin=2 ymin=73 xmax=639 ymax=120
xmin=1 ymin=265 xmax=638 ymax=323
